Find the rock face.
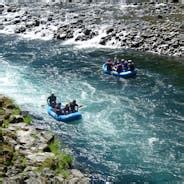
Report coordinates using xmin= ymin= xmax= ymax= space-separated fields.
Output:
xmin=0 ymin=95 xmax=90 ymax=184
xmin=0 ymin=3 xmax=183 ymax=57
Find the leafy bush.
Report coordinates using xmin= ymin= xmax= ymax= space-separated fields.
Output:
xmin=41 ymin=138 xmax=74 ymax=176
xmin=23 ymin=115 xmax=32 ymax=125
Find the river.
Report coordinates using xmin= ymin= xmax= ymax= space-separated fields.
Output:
xmin=0 ymin=33 xmax=183 ymax=183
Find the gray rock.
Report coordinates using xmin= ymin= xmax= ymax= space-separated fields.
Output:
xmin=157 ymin=15 xmax=163 ymax=19
xmin=16 ymin=129 xmax=35 ymax=146
xmin=14 ymin=26 xmax=26 ymax=34
xmin=131 ymin=41 xmax=142 ymax=48
xmin=0 ymin=4 xmax=4 ymax=9
xmin=13 ymin=18 xmax=21 ymax=24
xmin=67 ymin=177 xmax=79 ymax=184
xmin=25 ymin=21 xmax=36 ymax=28
xmin=24 ymin=166 xmax=38 ymax=172
xmin=26 ymin=152 xmax=55 ymax=165
xmin=70 ymin=169 xmax=84 ymax=178
xmin=53 ymin=175 xmax=64 ymax=183
xmin=6 ymin=104 xmax=16 ymax=109
xmin=40 ymin=131 xmax=54 ymax=144
xmin=24 ymin=176 xmax=46 ymax=184
xmin=7 ymin=6 xmax=17 ymax=13
xmin=0 ymin=117 xmax=3 ymax=126
xmin=106 ymin=27 xmax=114 ymax=34
xmin=83 ymin=29 xmax=91 ymax=36
xmin=34 ymin=19 xmax=40 ymax=27
xmin=41 ymin=168 xmax=55 ymax=178
xmin=75 ymin=35 xmax=84 ymax=41
xmin=99 ymin=37 xmax=107 ymax=45
xmin=57 ymin=33 xmax=67 ymax=40
xmin=9 ymin=115 xmax=24 ymax=124
xmin=79 ymin=177 xmax=90 ymax=184
xmin=2 ymin=175 xmax=24 ymax=184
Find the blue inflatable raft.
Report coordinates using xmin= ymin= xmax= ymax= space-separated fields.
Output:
xmin=47 ymin=105 xmax=82 ymax=122
xmin=102 ymin=63 xmax=137 ymax=78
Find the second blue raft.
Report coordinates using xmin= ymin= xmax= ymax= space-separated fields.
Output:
xmin=102 ymin=63 xmax=137 ymax=78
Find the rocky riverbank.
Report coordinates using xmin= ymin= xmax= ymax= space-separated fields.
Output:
xmin=0 ymin=2 xmax=183 ymax=56
xmin=0 ymin=95 xmax=90 ymax=184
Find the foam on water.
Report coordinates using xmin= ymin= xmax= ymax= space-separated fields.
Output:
xmin=0 ymin=3 xmax=130 ymax=46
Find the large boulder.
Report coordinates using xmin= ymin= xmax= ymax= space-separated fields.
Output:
xmin=0 ymin=4 xmax=4 ymax=9
xmin=106 ymin=27 xmax=114 ymax=34
xmin=70 ymin=169 xmax=84 ymax=178
xmin=26 ymin=152 xmax=55 ymax=165
xmin=14 ymin=26 xmax=26 ymax=34
xmin=56 ymin=32 xmax=67 ymax=40
xmin=40 ymin=131 xmax=54 ymax=144
xmin=53 ymin=175 xmax=64 ymax=183
xmin=13 ymin=18 xmax=21 ymax=24
xmin=83 ymin=29 xmax=91 ymax=36
xmin=7 ymin=6 xmax=17 ymax=13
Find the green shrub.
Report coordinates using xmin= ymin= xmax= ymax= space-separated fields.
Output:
xmin=12 ymin=151 xmax=27 ymax=167
xmin=37 ymin=157 xmax=57 ymax=171
xmin=44 ymin=138 xmax=73 ymax=176
xmin=48 ymin=139 xmax=61 ymax=155
xmin=59 ymin=169 xmax=70 ymax=179
xmin=0 ymin=108 xmax=5 ymax=115
xmin=23 ymin=115 xmax=32 ymax=125
xmin=2 ymin=119 xmax=9 ymax=128
xmin=0 ymin=129 xmax=2 ymax=137
xmin=12 ymin=107 xmax=21 ymax=115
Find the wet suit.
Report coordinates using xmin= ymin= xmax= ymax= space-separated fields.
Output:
xmin=47 ymin=94 xmax=57 ymax=108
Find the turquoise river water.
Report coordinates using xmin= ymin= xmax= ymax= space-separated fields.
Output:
xmin=0 ymin=34 xmax=183 ymax=183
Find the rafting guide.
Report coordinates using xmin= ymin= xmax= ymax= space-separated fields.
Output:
xmin=47 ymin=93 xmax=57 ymax=107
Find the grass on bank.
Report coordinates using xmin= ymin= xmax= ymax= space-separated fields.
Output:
xmin=0 ymin=96 xmax=32 ymax=127
xmin=23 ymin=115 xmax=32 ymax=125
xmin=38 ymin=138 xmax=73 ymax=178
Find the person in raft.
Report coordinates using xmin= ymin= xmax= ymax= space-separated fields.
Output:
xmin=70 ymin=100 xmax=79 ymax=113
xmin=54 ymin=102 xmax=64 ymax=115
xmin=106 ymin=59 xmax=113 ymax=72
xmin=54 ymin=103 xmax=70 ymax=115
xmin=64 ymin=104 xmax=71 ymax=115
xmin=47 ymin=93 xmax=57 ymax=108
xmin=54 ymin=100 xmax=81 ymax=115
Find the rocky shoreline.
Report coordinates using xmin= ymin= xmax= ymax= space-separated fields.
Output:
xmin=0 ymin=95 xmax=90 ymax=184
xmin=0 ymin=2 xmax=183 ymax=57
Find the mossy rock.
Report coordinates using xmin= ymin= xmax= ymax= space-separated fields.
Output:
xmin=12 ymin=152 xmax=28 ymax=168
xmin=0 ymin=119 xmax=3 ymax=127
xmin=12 ymin=107 xmax=21 ymax=115
xmin=0 ymin=108 xmax=5 ymax=116
xmin=3 ymin=113 xmax=11 ymax=120
xmin=3 ymin=129 xmax=17 ymax=140
xmin=37 ymin=157 xmax=57 ymax=171
xmin=6 ymin=104 xmax=16 ymax=109
xmin=9 ymin=115 xmax=24 ymax=124
xmin=2 ymin=143 xmax=14 ymax=166
xmin=0 ymin=100 xmax=3 ymax=108
xmin=0 ymin=129 xmax=3 ymax=137
xmin=0 ymin=97 xmax=13 ymax=108
xmin=0 ymin=157 xmax=4 ymax=164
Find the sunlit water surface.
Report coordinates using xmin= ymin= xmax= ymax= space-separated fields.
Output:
xmin=0 ymin=35 xmax=183 ymax=183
